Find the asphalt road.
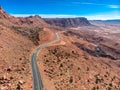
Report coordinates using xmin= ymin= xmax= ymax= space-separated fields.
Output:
xmin=31 ymin=33 xmax=60 ymax=90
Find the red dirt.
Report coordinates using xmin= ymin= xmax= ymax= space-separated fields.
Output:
xmin=37 ymin=29 xmax=120 ymax=90
xmin=39 ymin=28 xmax=56 ymax=44
xmin=0 ymin=25 xmax=34 ymax=90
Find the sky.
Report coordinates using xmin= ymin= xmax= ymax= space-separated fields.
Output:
xmin=0 ymin=0 xmax=120 ymax=20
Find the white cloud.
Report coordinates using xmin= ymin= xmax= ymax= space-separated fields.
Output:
xmin=81 ymin=2 xmax=105 ymax=5
xmin=85 ymin=14 xmax=120 ymax=20
xmin=72 ymin=2 xmax=120 ymax=9
xmin=85 ymin=11 xmax=120 ymax=20
xmin=108 ymin=5 xmax=120 ymax=8
xmin=71 ymin=2 xmax=105 ymax=6
xmin=12 ymin=14 xmax=36 ymax=17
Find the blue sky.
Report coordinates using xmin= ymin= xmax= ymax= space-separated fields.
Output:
xmin=0 ymin=0 xmax=120 ymax=20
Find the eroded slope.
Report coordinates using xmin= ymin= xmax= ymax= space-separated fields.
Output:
xmin=0 ymin=25 xmax=34 ymax=90
xmin=38 ymin=29 xmax=120 ymax=90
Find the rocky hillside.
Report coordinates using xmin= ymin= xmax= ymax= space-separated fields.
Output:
xmin=0 ymin=7 xmax=49 ymax=45
xmin=0 ymin=7 xmax=48 ymax=90
xmin=0 ymin=6 xmax=46 ymax=27
xmin=0 ymin=6 xmax=65 ymax=90
xmin=1 ymin=6 xmax=120 ymax=90
xmin=0 ymin=23 xmax=34 ymax=90
xmin=0 ymin=6 xmax=11 ymax=19
xmin=38 ymin=28 xmax=120 ymax=90
xmin=44 ymin=17 xmax=91 ymax=27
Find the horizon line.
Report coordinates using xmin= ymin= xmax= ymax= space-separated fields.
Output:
xmin=11 ymin=13 xmax=120 ymax=20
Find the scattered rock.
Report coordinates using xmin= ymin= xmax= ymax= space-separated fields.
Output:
xmin=0 ymin=86 xmax=9 ymax=90
xmin=6 ymin=67 xmax=12 ymax=72
xmin=16 ymin=84 xmax=21 ymax=90
xmin=18 ymin=80 xmax=25 ymax=85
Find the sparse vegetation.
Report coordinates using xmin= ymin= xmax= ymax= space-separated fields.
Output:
xmin=1 ymin=6 xmax=120 ymax=90
xmin=69 ymin=77 xmax=73 ymax=83
xmin=95 ymin=75 xmax=104 ymax=84
xmin=12 ymin=26 xmax=43 ymax=45
xmin=92 ymin=86 xmax=99 ymax=90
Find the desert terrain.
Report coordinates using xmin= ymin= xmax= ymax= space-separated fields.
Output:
xmin=0 ymin=6 xmax=120 ymax=90
xmin=0 ymin=7 xmax=46 ymax=90
xmin=37 ymin=20 xmax=120 ymax=90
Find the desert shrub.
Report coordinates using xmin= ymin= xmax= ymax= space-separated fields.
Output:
xmin=69 ymin=77 xmax=73 ymax=83
xmin=108 ymin=87 xmax=112 ymax=90
xmin=92 ymin=86 xmax=99 ymax=90
xmin=94 ymin=75 xmax=104 ymax=84
xmin=109 ymin=83 xmax=113 ymax=87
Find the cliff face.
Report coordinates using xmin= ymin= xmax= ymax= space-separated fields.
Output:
xmin=0 ymin=7 xmax=46 ymax=27
xmin=0 ymin=6 xmax=9 ymax=19
xmin=0 ymin=7 xmax=48 ymax=45
xmin=44 ymin=17 xmax=91 ymax=27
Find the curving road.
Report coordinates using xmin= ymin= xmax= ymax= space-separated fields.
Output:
xmin=31 ymin=33 xmax=60 ymax=90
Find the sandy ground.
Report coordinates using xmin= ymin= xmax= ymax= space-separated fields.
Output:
xmin=39 ymin=28 xmax=56 ymax=44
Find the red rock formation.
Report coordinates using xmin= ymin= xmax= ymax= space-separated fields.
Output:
xmin=44 ymin=17 xmax=91 ymax=27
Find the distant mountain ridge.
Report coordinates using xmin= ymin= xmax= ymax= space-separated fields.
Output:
xmin=90 ymin=19 xmax=120 ymax=23
xmin=0 ymin=6 xmax=48 ymax=27
xmin=43 ymin=17 xmax=91 ymax=27
xmin=104 ymin=19 xmax=120 ymax=23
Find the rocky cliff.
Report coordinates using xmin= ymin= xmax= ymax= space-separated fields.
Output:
xmin=0 ymin=7 xmax=48 ymax=45
xmin=44 ymin=17 xmax=91 ymax=27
